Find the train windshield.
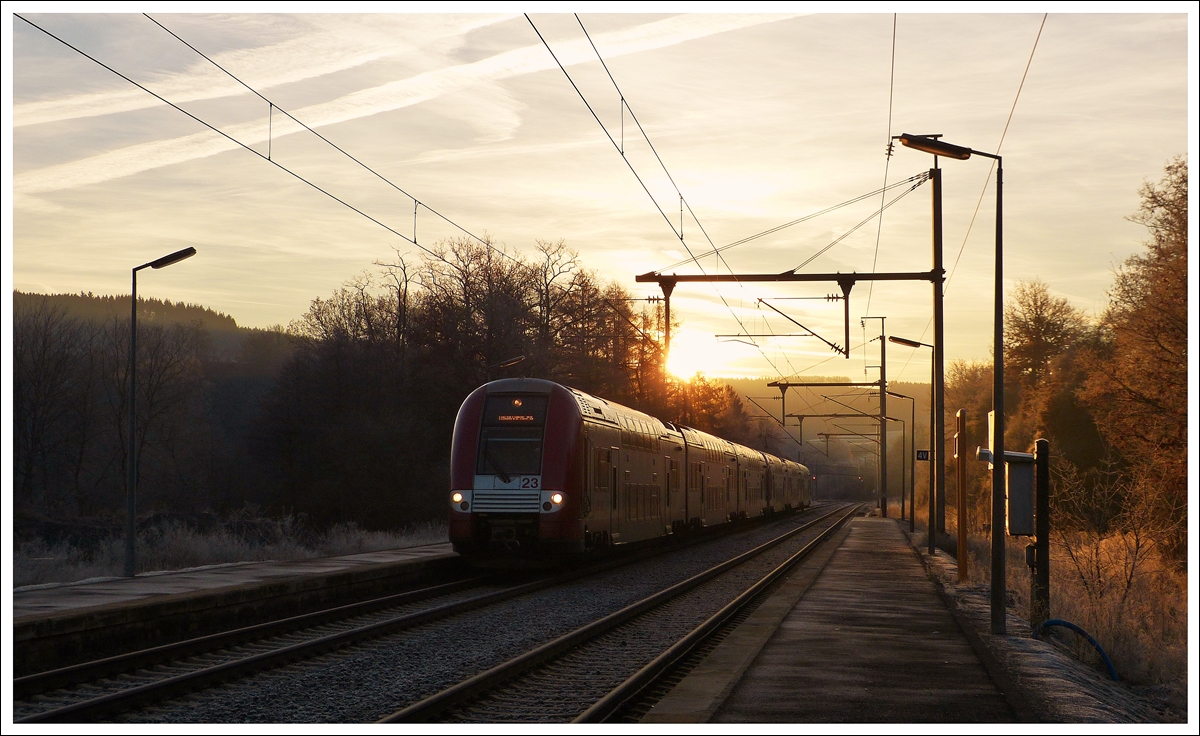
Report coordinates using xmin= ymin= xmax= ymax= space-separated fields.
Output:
xmin=477 ymin=395 xmax=548 ymax=477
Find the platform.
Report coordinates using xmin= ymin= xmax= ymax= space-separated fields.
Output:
xmin=13 ymin=543 xmax=462 ymax=676
xmin=643 ymin=517 xmax=1020 ymax=723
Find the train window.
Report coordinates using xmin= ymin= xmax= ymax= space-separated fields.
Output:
xmin=476 ymin=427 xmax=543 ymax=476
xmin=595 ymin=448 xmax=612 ymax=489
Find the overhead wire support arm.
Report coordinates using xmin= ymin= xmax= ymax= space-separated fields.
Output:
xmin=638 ymin=270 xmax=936 ymax=361
xmin=635 ymin=270 xmax=937 ymax=284
xmin=757 ymin=298 xmax=845 ymax=357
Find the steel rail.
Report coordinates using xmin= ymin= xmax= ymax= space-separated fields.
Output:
xmin=18 ymin=576 xmax=553 ymax=723
xmin=577 ymin=503 xmax=860 ymax=722
xmin=18 ymin=507 xmax=824 ymax=723
xmin=379 ymin=503 xmax=852 ymax=723
xmin=14 ymin=576 xmax=486 ymax=699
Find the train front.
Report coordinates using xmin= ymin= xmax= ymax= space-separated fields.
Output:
xmin=448 ymin=378 xmax=585 ymax=562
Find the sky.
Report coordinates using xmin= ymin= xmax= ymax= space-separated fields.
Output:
xmin=4 ymin=6 xmax=1195 ymax=382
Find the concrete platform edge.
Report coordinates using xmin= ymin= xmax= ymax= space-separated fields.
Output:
xmin=641 ymin=517 xmax=855 ymax=722
xmin=14 ymin=553 xmax=465 ymax=676
xmin=904 ymin=540 xmax=1041 ymax=723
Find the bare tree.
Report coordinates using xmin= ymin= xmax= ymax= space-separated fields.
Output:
xmin=529 ymin=239 xmax=579 ymax=370
xmin=14 ymin=299 xmax=80 ymax=512
xmin=1080 ymin=157 xmax=1187 ymax=562
xmin=1004 ymin=279 xmax=1087 ymax=388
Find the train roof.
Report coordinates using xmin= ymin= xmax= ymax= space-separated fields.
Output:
xmin=479 ymin=378 xmax=807 ymax=472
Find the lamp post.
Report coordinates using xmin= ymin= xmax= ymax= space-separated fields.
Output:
xmin=887 ymin=389 xmax=917 ymax=533
xmin=886 ymin=416 xmax=906 ymax=521
xmin=126 ymin=246 xmax=197 ymax=578
xmin=888 ymin=335 xmax=935 ymax=554
xmin=898 ymin=133 xmax=1005 ymax=635
xmin=862 ymin=316 xmax=887 ymax=517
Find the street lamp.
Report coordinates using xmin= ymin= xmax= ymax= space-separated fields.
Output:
xmin=126 ymin=246 xmax=197 ymax=578
xmin=898 ymin=133 xmax=1005 ymax=635
xmin=887 ymin=389 xmax=917 ymax=534
xmin=888 ymin=335 xmax=936 ymax=553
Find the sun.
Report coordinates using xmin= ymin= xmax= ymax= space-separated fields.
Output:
xmin=666 ymin=328 xmax=722 ymax=379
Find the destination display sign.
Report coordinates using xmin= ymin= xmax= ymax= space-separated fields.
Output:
xmin=482 ymin=395 xmax=548 ymax=427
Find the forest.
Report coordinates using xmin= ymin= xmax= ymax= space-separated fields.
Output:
xmin=935 ymin=157 xmax=1187 ymax=692
xmin=13 ymin=238 xmax=769 ymax=562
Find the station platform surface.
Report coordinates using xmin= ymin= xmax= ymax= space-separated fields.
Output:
xmin=13 ymin=543 xmax=460 ymax=676
xmin=13 ymin=543 xmax=457 ymax=622
xmin=644 ymin=516 xmax=1019 ymax=723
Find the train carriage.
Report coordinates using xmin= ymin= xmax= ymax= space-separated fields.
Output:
xmin=449 ymin=378 xmax=810 ymax=562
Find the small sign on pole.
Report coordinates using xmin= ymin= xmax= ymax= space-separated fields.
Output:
xmin=916 ymin=449 xmax=930 ymax=461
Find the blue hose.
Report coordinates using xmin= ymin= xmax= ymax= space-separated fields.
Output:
xmin=1033 ymin=619 xmax=1119 ymax=681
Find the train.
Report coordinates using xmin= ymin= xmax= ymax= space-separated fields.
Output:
xmin=449 ymin=378 xmax=812 ymax=561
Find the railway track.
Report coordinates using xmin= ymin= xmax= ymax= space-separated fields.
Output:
xmin=381 ymin=502 xmax=860 ymax=723
xmin=15 ymin=505 xmax=831 ymax=723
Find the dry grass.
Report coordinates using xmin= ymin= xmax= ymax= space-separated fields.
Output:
xmin=901 ymin=483 xmax=1185 ymax=701
xmin=956 ymin=529 xmax=1186 ymax=704
xmin=13 ymin=518 xmax=448 ymax=589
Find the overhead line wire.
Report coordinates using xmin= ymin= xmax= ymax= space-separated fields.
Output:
xmin=529 ymin=14 xmax=787 ymax=379
xmin=865 ymin=13 xmax=898 ymax=317
xmin=944 ymin=13 xmax=1047 ymax=294
xmin=568 ymin=14 xmax=777 ymax=366
xmin=658 ymin=173 xmax=927 ymax=272
xmin=792 ymin=177 xmax=926 ymax=272
xmin=15 ymin=13 xmax=463 ymax=266
xmin=141 ymin=13 xmax=522 ymax=269
xmin=894 ymin=14 xmax=1045 ymax=383
xmin=525 ymin=15 xmax=695 ymax=255
xmin=574 ymin=14 xmax=799 ymax=375
xmin=577 ymin=14 xmax=695 ymax=226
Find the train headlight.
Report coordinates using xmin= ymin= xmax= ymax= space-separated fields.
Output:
xmin=451 ymin=492 xmax=463 ymax=504
xmin=550 ymin=493 xmax=564 ymax=505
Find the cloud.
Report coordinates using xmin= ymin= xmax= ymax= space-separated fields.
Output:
xmin=15 ymin=14 xmax=799 ymax=204
xmin=14 ymin=14 xmax=513 ymax=127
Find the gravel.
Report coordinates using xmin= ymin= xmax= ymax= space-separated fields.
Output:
xmin=119 ymin=507 xmax=844 ymax=723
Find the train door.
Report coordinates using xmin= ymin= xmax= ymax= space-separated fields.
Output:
xmin=584 ymin=436 xmax=596 ymax=523
xmin=723 ymin=465 xmax=731 ymax=520
xmin=739 ymin=465 xmax=747 ymax=519
xmin=588 ymin=436 xmax=614 ymax=546
xmin=683 ymin=437 xmax=699 ymax=527
xmin=611 ymin=446 xmax=622 ymax=543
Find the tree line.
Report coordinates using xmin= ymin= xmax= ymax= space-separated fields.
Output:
xmin=946 ymin=157 xmax=1187 ymax=569
xmin=13 ymin=238 xmax=759 ymax=539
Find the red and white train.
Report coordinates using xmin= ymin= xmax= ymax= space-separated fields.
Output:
xmin=449 ymin=378 xmax=811 ymax=560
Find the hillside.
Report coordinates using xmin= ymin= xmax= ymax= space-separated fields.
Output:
xmin=13 ymin=290 xmax=271 ymax=358
xmin=15 ymin=291 xmax=240 ymax=331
